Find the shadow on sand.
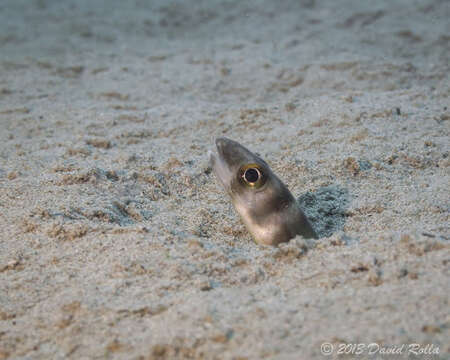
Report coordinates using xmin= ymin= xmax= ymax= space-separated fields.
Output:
xmin=298 ymin=185 xmax=350 ymax=238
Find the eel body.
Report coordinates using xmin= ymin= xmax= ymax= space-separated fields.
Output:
xmin=210 ymin=137 xmax=317 ymax=246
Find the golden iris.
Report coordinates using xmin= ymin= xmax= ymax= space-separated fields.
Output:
xmin=238 ymin=163 xmax=266 ymax=188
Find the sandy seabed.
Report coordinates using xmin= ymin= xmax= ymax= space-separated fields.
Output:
xmin=0 ymin=0 xmax=449 ymax=359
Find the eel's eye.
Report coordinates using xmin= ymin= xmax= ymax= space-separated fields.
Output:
xmin=239 ymin=163 xmax=266 ymax=188
xmin=244 ymin=168 xmax=259 ymax=183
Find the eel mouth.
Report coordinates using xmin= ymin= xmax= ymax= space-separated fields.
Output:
xmin=209 ymin=140 xmax=232 ymax=192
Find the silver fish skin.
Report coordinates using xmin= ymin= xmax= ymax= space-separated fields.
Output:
xmin=210 ymin=137 xmax=318 ymax=246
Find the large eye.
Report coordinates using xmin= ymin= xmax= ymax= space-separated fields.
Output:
xmin=239 ymin=163 xmax=266 ymax=189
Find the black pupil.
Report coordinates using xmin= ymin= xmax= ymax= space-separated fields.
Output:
xmin=244 ymin=168 xmax=259 ymax=183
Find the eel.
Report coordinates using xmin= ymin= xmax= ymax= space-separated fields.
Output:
xmin=210 ymin=137 xmax=317 ymax=246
